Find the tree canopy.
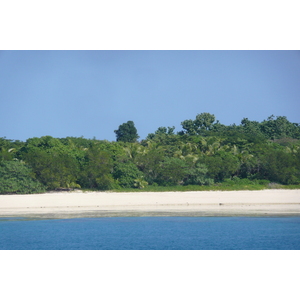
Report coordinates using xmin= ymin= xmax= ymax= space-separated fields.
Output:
xmin=114 ymin=121 xmax=139 ymax=142
xmin=1 ymin=113 xmax=300 ymax=194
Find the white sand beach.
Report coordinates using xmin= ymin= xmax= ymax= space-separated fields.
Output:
xmin=0 ymin=189 xmax=300 ymax=218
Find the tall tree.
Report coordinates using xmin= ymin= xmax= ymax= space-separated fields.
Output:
xmin=195 ymin=112 xmax=216 ymax=131
xmin=114 ymin=121 xmax=139 ymax=142
xmin=180 ymin=113 xmax=216 ymax=135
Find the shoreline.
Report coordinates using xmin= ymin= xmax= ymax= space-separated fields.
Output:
xmin=1 ymin=189 xmax=300 ymax=219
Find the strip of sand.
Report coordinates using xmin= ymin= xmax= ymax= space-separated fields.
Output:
xmin=1 ymin=189 xmax=300 ymax=218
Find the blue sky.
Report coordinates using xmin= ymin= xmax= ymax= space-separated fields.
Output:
xmin=1 ymin=50 xmax=300 ymax=142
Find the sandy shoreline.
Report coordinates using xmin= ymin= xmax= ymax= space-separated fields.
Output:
xmin=0 ymin=189 xmax=300 ymax=219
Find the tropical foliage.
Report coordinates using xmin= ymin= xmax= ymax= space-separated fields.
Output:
xmin=0 ymin=160 xmax=45 ymax=194
xmin=1 ymin=113 xmax=300 ymax=194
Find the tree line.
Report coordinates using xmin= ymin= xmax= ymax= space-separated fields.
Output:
xmin=1 ymin=113 xmax=300 ymax=194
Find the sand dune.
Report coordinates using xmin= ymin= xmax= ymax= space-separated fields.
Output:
xmin=0 ymin=189 xmax=300 ymax=218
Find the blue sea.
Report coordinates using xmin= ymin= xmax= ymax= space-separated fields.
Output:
xmin=1 ymin=216 xmax=300 ymax=250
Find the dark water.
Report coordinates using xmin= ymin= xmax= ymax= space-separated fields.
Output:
xmin=1 ymin=217 xmax=300 ymax=250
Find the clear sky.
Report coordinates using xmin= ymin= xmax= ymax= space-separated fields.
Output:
xmin=1 ymin=50 xmax=300 ymax=142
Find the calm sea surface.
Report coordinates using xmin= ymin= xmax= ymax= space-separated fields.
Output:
xmin=1 ymin=216 xmax=300 ymax=250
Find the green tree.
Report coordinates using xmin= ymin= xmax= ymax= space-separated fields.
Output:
xmin=146 ymin=126 xmax=175 ymax=143
xmin=180 ymin=113 xmax=216 ymax=136
xmin=0 ymin=160 xmax=45 ymax=194
xmin=123 ymin=143 xmax=145 ymax=163
xmin=260 ymin=115 xmax=298 ymax=140
xmin=184 ymin=161 xmax=213 ymax=185
xmin=180 ymin=119 xmax=198 ymax=135
xmin=199 ymin=151 xmax=240 ymax=182
xmin=113 ymin=161 xmax=144 ymax=188
xmin=211 ymin=120 xmax=227 ymax=134
xmin=240 ymin=118 xmax=265 ymax=139
xmin=195 ymin=112 xmax=216 ymax=131
xmin=136 ymin=145 xmax=165 ymax=184
xmin=24 ymin=148 xmax=80 ymax=190
xmin=25 ymin=135 xmax=62 ymax=149
xmin=157 ymin=157 xmax=189 ymax=186
xmin=259 ymin=150 xmax=300 ymax=184
xmin=0 ymin=137 xmax=20 ymax=161
xmin=80 ymin=147 xmax=115 ymax=190
xmin=18 ymin=136 xmax=84 ymax=190
xmin=114 ymin=121 xmax=139 ymax=142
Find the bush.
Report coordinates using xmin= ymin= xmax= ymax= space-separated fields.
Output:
xmin=222 ymin=177 xmax=253 ymax=186
xmin=222 ymin=177 xmax=270 ymax=187
xmin=0 ymin=160 xmax=45 ymax=194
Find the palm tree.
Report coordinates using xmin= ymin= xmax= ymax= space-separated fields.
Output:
xmin=285 ymin=145 xmax=299 ymax=154
xmin=134 ymin=176 xmax=148 ymax=189
xmin=124 ymin=143 xmax=145 ymax=162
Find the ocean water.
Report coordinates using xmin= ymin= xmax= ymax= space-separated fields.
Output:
xmin=1 ymin=216 xmax=300 ymax=250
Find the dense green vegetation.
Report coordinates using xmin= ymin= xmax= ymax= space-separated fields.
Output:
xmin=1 ymin=113 xmax=300 ymax=194
xmin=0 ymin=161 xmax=45 ymax=194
